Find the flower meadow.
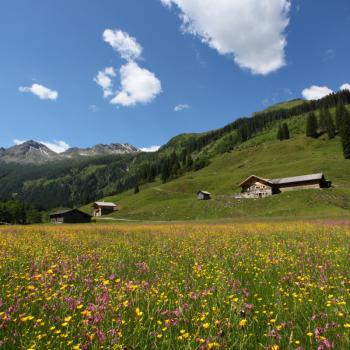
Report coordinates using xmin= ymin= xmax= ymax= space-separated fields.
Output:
xmin=1 ymin=222 xmax=350 ymax=350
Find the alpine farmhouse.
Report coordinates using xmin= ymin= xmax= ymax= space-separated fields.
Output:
xmin=238 ymin=173 xmax=331 ymax=199
xmin=92 ymin=202 xmax=118 ymax=216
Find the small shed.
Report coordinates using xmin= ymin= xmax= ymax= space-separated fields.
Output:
xmin=49 ymin=209 xmax=92 ymax=224
xmin=197 ymin=190 xmax=211 ymax=200
xmin=92 ymin=201 xmax=118 ymax=217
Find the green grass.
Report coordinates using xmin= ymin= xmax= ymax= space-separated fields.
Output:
xmin=82 ymin=134 xmax=350 ymax=221
xmin=82 ymin=106 xmax=350 ymax=221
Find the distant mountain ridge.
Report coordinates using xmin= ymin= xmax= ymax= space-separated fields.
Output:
xmin=0 ymin=140 xmax=141 ymax=164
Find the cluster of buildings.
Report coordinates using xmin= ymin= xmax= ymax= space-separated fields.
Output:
xmin=49 ymin=172 xmax=331 ymax=223
xmin=49 ymin=201 xmax=118 ymax=224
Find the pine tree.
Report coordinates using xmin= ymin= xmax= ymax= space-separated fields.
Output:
xmin=186 ymin=155 xmax=193 ymax=170
xmin=306 ymin=112 xmax=318 ymax=138
xmin=340 ymin=108 xmax=350 ymax=159
xmin=336 ymin=103 xmax=347 ymax=132
xmin=282 ymin=123 xmax=290 ymax=140
xmin=160 ymin=158 xmax=171 ymax=183
xmin=134 ymin=184 xmax=140 ymax=194
xmin=277 ymin=124 xmax=283 ymax=141
xmin=319 ymin=109 xmax=328 ymax=133
xmin=324 ymin=108 xmax=336 ymax=139
xmin=147 ymin=165 xmax=156 ymax=182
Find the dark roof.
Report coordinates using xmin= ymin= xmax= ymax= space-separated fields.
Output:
xmin=270 ymin=173 xmax=324 ymax=185
xmin=49 ymin=208 xmax=92 ymax=218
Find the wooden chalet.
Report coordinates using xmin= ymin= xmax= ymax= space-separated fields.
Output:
xmin=49 ymin=209 xmax=92 ymax=224
xmin=92 ymin=201 xmax=118 ymax=217
xmin=239 ymin=173 xmax=331 ymax=199
xmin=197 ymin=190 xmax=211 ymax=200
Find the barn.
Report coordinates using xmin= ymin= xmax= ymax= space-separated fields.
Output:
xmin=239 ymin=173 xmax=331 ymax=198
xmin=92 ymin=201 xmax=118 ymax=216
xmin=49 ymin=209 xmax=92 ymax=224
xmin=197 ymin=190 xmax=211 ymax=200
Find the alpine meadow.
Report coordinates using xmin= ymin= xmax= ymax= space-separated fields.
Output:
xmin=1 ymin=1 xmax=350 ymax=350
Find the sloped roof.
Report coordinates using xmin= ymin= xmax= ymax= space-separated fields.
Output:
xmin=93 ymin=201 xmax=117 ymax=207
xmin=271 ymin=173 xmax=324 ymax=185
xmin=49 ymin=208 xmax=92 ymax=217
xmin=239 ymin=175 xmax=272 ymax=187
xmin=197 ymin=190 xmax=211 ymax=195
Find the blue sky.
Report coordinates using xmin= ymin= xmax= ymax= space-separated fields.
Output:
xmin=0 ymin=0 xmax=349 ymax=152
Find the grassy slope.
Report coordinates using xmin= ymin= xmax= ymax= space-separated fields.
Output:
xmin=82 ymin=107 xmax=350 ymax=221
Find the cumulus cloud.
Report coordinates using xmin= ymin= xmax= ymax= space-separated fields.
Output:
xmin=160 ymin=0 xmax=291 ymax=75
xmin=340 ymin=83 xmax=350 ymax=91
xmin=19 ymin=83 xmax=58 ymax=100
xmin=96 ymin=29 xmax=162 ymax=107
xmin=110 ymin=61 xmax=162 ymax=107
xmin=140 ymin=145 xmax=161 ymax=152
xmin=302 ymin=85 xmax=334 ymax=100
xmin=94 ymin=67 xmax=116 ymax=98
xmin=103 ymin=29 xmax=142 ymax=61
xmin=174 ymin=103 xmax=190 ymax=112
xmin=13 ymin=139 xmax=69 ymax=153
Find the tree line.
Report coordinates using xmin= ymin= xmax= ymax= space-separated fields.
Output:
xmin=305 ymin=103 xmax=350 ymax=158
xmin=0 ymin=200 xmax=42 ymax=224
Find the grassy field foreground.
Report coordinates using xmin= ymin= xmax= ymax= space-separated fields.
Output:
xmin=1 ymin=222 xmax=350 ymax=349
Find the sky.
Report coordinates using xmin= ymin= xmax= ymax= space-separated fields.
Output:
xmin=0 ymin=0 xmax=349 ymax=153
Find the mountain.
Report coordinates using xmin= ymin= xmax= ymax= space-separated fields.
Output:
xmin=0 ymin=90 xmax=350 ymax=213
xmin=0 ymin=141 xmax=140 ymax=164
xmin=0 ymin=140 xmax=57 ymax=164
xmin=61 ymin=143 xmax=140 ymax=158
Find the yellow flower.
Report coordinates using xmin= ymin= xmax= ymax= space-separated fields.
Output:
xmin=239 ymin=319 xmax=248 ymax=329
xmin=203 ymin=322 xmax=210 ymax=329
xmin=307 ymin=332 xmax=313 ymax=337
xmin=135 ymin=308 xmax=143 ymax=317
xmin=271 ymin=345 xmax=279 ymax=350
xmin=64 ymin=316 xmax=72 ymax=322
xmin=344 ymin=323 xmax=350 ymax=328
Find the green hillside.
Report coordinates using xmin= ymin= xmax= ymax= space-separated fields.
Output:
xmin=83 ymin=107 xmax=350 ymax=221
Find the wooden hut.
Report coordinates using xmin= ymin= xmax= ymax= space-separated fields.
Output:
xmin=197 ymin=190 xmax=211 ymax=200
xmin=49 ymin=209 xmax=92 ymax=224
xmin=92 ymin=201 xmax=118 ymax=216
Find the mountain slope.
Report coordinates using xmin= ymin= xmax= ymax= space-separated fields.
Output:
xmin=83 ymin=111 xmax=350 ymax=221
xmin=1 ymin=91 xmax=349 ymax=212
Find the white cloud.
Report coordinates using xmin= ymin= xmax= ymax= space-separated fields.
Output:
xmin=110 ymin=61 xmax=162 ymax=107
xmin=174 ymin=103 xmax=190 ymax=112
xmin=13 ymin=139 xmax=69 ymax=153
xmin=161 ymin=0 xmax=291 ymax=75
xmin=340 ymin=83 xmax=350 ymax=91
xmin=140 ymin=145 xmax=161 ymax=152
xmin=302 ymin=85 xmax=334 ymax=100
xmin=94 ymin=67 xmax=116 ymax=98
xmin=103 ymin=29 xmax=142 ymax=61
xmin=19 ymin=83 xmax=58 ymax=100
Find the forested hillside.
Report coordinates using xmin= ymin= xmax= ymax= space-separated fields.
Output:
xmin=82 ymin=91 xmax=350 ymax=220
xmin=1 ymin=90 xmax=349 ymax=212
